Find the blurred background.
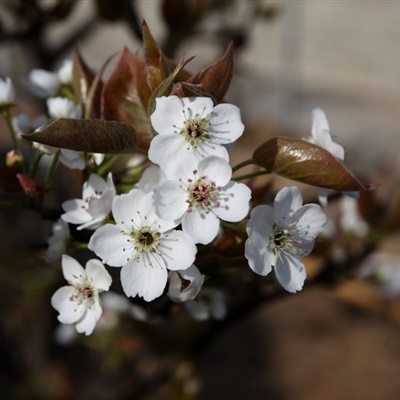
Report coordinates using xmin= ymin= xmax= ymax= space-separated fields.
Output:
xmin=1 ymin=1 xmax=400 ymax=399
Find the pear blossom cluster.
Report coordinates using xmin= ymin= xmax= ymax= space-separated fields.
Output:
xmin=2 ymin=68 xmax=340 ymax=337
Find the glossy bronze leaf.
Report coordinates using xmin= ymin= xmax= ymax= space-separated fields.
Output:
xmin=22 ymin=119 xmax=138 ymax=154
xmin=253 ymin=137 xmax=374 ymax=191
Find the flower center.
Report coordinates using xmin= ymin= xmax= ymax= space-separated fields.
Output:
xmin=131 ymin=226 xmax=161 ymax=255
xmin=270 ymin=222 xmax=301 ymax=256
xmin=181 ymin=117 xmax=211 ymax=148
xmin=69 ymin=280 xmax=96 ymax=306
xmin=184 ymin=170 xmax=221 ymax=213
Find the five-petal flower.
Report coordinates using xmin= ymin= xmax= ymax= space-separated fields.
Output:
xmin=51 ymin=255 xmax=112 ymax=335
xmin=245 ymin=186 xmax=327 ymax=293
xmin=88 ymin=189 xmax=197 ymax=302
xmin=148 ymin=96 xmax=244 ymax=174
xmin=153 ymin=155 xmax=251 ymax=244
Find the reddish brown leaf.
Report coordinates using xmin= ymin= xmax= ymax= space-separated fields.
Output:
xmin=252 ymin=137 xmax=375 ymax=191
xmin=72 ymin=47 xmax=95 ymax=105
xmin=22 ymin=119 xmax=138 ymax=154
xmin=101 ymin=48 xmax=152 ymax=150
xmin=187 ymin=42 xmax=234 ymax=102
xmin=17 ymin=174 xmax=42 ymax=201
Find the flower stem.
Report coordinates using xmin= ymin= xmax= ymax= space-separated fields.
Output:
xmin=220 ymin=221 xmax=247 ymax=234
xmin=97 ymin=154 xmax=122 ymax=177
xmin=30 ymin=152 xmax=43 ymax=177
xmin=232 ymin=158 xmax=254 ymax=173
xmin=234 ymin=170 xmax=270 ymax=181
xmin=1 ymin=108 xmax=20 ymax=152
xmin=44 ymin=150 xmax=60 ymax=187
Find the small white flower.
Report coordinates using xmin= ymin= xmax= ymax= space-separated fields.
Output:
xmin=153 ymin=156 xmax=251 ymax=245
xmin=0 ymin=77 xmax=15 ymax=105
xmin=88 ymin=189 xmax=197 ymax=302
xmin=61 ymin=173 xmax=116 ymax=230
xmin=51 ymin=255 xmax=112 ymax=335
xmin=148 ymin=96 xmax=244 ymax=173
xmin=168 ymin=265 xmax=205 ymax=303
xmin=47 ymin=97 xmax=82 ymax=119
xmin=358 ymin=252 xmax=400 ymax=298
xmin=45 ymin=219 xmax=70 ymax=263
xmin=304 ymin=108 xmax=358 ymax=206
xmin=59 ymin=149 xmax=85 ymax=170
xmin=245 ymin=186 xmax=327 ymax=293
xmin=29 ymin=59 xmax=73 ymax=98
xmin=339 ymin=196 xmax=369 ymax=237
xmin=184 ymin=288 xmax=226 ymax=321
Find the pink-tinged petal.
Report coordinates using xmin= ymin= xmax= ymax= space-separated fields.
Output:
xmin=159 ymin=230 xmax=197 ymax=271
xmin=150 ymin=96 xmax=187 ymax=135
xmin=245 ymin=239 xmax=273 ymax=276
xmin=88 ymin=224 xmax=130 ymax=267
xmin=120 ymin=261 xmax=168 ymax=301
xmin=83 ymin=174 xmax=107 ymax=198
xmin=246 ymin=205 xmax=274 ymax=249
xmin=75 ymin=307 xmax=98 ymax=335
xmin=111 ymin=190 xmax=146 ymax=225
xmin=182 ymin=210 xmax=220 ymax=245
xmin=209 ymin=103 xmax=244 ymax=144
xmin=61 ymin=199 xmax=92 ymax=224
xmin=214 ymin=181 xmax=251 ymax=222
xmin=153 ymin=180 xmax=187 ymax=221
xmin=51 ymin=286 xmax=86 ymax=323
xmin=197 ymin=156 xmax=232 ymax=187
xmin=274 ymin=186 xmax=303 ymax=221
xmin=85 ymin=259 xmax=112 ymax=291
xmin=61 ymin=254 xmax=86 ymax=284
xmin=275 ymin=255 xmax=306 ymax=293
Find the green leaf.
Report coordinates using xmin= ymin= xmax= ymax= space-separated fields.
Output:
xmin=22 ymin=119 xmax=138 ymax=154
xmin=101 ymin=47 xmax=152 ymax=150
xmin=252 ymin=137 xmax=374 ymax=191
xmin=186 ymin=42 xmax=234 ymax=102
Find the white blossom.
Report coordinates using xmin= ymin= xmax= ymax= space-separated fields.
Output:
xmin=0 ymin=77 xmax=15 ymax=105
xmin=29 ymin=59 xmax=73 ymax=98
xmin=245 ymin=186 xmax=327 ymax=293
xmin=168 ymin=265 xmax=205 ymax=303
xmin=304 ymin=108 xmax=358 ymax=206
xmin=45 ymin=219 xmax=70 ymax=263
xmin=153 ymin=156 xmax=251 ymax=245
xmin=184 ymin=288 xmax=226 ymax=321
xmin=51 ymin=255 xmax=112 ymax=335
xmin=136 ymin=164 xmax=166 ymax=193
xmin=47 ymin=97 xmax=82 ymax=120
xmin=148 ymin=96 xmax=244 ymax=174
xmin=61 ymin=173 xmax=116 ymax=231
xmin=88 ymin=189 xmax=197 ymax=302
xmin=339 ymin=196 xmax=369 ymax=237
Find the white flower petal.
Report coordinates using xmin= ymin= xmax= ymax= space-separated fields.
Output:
xmin=88 ymin=224 xmax=130 ymax=267
xmin=153 ymin=180 xmax=187 ymax=221
xmin=75 ymin=307 xmax=98 ymax=335
xmin=214 ymin=181 xmax=251 ymax=222
xmin=150 ymin=96 xmax=187 ymax=135
xmin=51 ymin=286 xmax=86 ymax=324
xmin=312 ymin=108 xmax=330 ymax=136
xmin=61 ymin=199 xmax=92 ymax=224
xmin=275 ymin=255 xmax=306 ymax=293
xmin=291 ymin=204 xmax=327 ymax=241
xmin=246 ymin=205 xmax=274 ymax=249
xmin=111 ymin=190 xmax=146 ymax=225
xmin=85 ymin=259 xmax=112 ymax=291
xmin=274 ymin=186 xmax=303 ymax=221
xmin=182 ymin=210 xmax=220 ymax=244
xmin=29 ymin=69 xmax=59 ymax=97
xmin=121 ymin=261 xmax=168 ymax=301
xmin=197 ymin=156 xmax=232 ymax=187
xmin=159 ymin=230 xmax=197 ymax=271
xmin=61 ymin=254 xmax=86 ymax=284
xmin=209 ymin=103 xmax=244 ymax=144
xmin=245 ymin=240 xmax=273 ymax=276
